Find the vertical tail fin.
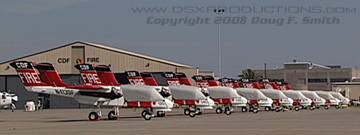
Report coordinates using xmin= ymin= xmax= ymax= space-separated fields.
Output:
xmin=9 ymin=61 xmax=50 ymax=86
xmin=285 ymin=84 xmax=293 ymax=90
xmin=204 ymin=75 xmax=220 ymax=86
xmin=125 ymin=71 xmax=145 ymax=85
xmin=175 ymin=72 xmax=193 ymax=86
xmin=140 ymin=72 xmax=159 ymax=86
xmin=233 ymin=81 xmax=241 ymax=89
xmin=94 ymin=65 xmax=121 ymax=86
xmin=241 ymin=79 xmax=262 ymax=89
xmin=219 ymin=78 xmax=234 ymax=88
xmin=261 ymin=79 xmax=279 ymax=89
xmin=279 ymin=83 xmax=293 ymax=90
xmin=161 ymin=72 xmax=180 ymax=86
xmin=274 ymin=80 xmax=292 ymax=90
xmin=232 ymin=79 xmax=241 ymax=88
xmin=33 ymin=63 xmax=69 ymax=87
xmin=192 ymin=75 xmax=209 ymax=88
xmin=74 ymin=64 xmax=103 ymax=85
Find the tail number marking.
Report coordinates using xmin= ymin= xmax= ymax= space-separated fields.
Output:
xmin=55 ymin=89 xmax=74 ymax=96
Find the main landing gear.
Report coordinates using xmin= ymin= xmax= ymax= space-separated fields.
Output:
xmin=141 ymin=109 xmax=153 ymax=120
xmin=184 ymin=106 xmax=203 ymax=118
xmin=141 ymin=109 xmax=165 ymax=120
xmin=108 ymin=107 xmax=120 ymax=120
xmin=88 ymin=104 xmax=102 ymax=121
xmin=249 ymin=106 xmax=259 ymax=114
xmin=215 ymin=106 xmax=234 ymax=115
xmin=88 ymin=103 xmax=121 ymax=121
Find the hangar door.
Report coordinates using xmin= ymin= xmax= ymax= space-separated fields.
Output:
xmin=71 ymin=46 xmax=85 ymax=73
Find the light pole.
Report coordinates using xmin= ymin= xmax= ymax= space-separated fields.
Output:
xmin=214 ymin=8 xmax=224 ymax=77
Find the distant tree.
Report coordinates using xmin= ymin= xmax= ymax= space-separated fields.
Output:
xmin=238 ymin=69 xmax=263 ymax=80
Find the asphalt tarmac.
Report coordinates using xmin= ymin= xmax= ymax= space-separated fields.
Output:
xmin=0 ymin=107 xmax=359 ymax=135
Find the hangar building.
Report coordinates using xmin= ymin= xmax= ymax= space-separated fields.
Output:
xmin=0 ymin=41 xmax=207 ymax=109
xmin=253 ymin=62 xmax=360 ymax=99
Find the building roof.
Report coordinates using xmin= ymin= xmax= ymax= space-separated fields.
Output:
xmin=0 ymin=41 xmax=194 ymax=68
xmin=284 ymin=62 xmax=331 ymax=69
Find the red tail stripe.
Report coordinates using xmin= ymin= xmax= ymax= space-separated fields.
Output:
xmin=207 ymin=80 xmax=220 ymax=86
xmin=143 ymin=78 xmax=158 ymax=86
xmin=97 ymin=72 xmax=121 ymax=86
xmin=178 ymin=78 xmax=193 ymax=86
xmin=38 ymin=70 xmax=69 ymax=87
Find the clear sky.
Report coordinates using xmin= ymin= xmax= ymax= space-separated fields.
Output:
xmin=0 ymin=0 xmax=359 ymax=78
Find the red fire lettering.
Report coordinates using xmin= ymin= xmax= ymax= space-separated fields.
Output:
xmin=245 ymin=83 xmax=254 ymax=88
xmin=129 ymin=79 xmax=145 ymax=85
xmin=18 ymin=72 xmax=41 ymax=84
xmin=167 ymin=81 xmax=180 ymax=86
xmin=81 ymin=73 xmax=102 ymax=84
xmin=197 ymin=82 xmax=209 ymax=88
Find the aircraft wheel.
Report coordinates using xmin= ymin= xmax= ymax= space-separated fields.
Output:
xmin=108 ymin=111 xmax=117 ymax=120
xmin=309 ymin=106 xmax=315 ymax=111
xmin=189 ymin=111 xmax=196 ymax=117
xmin=144 ymin=112 xmax=152 ymax=120
xmin=324 ymin=105 xmax=330 ymax=110
xmin=225 ymin=110 xmax=232 ymax=115
xmin=265 ymin=106 xmax=271 ymax=111
xmin=157 ymin=111 xmax=165 ymax=117
xmin=249 ymin=106 xmax=254 ymax=112
xmin=294 ymin=107 xmax=300 ymax=111
xmin=215 ymin=107 xmax=223 ymax=114
xmin=224 ymin=107 xmax=232 ymax=115
xmin=252 ymin=108 xmax=259 ymax=114
xmin=196 ymin=108 xmax=203 ymax=115
xmin=241 ymin=107 xmax=248 ymax=112
xmin=275 ymin=107 xmax=281 ymax=112
xmin=335 ymin=105 xmax=340 ymax=109
xmin=184 ymin=108 xmax=191 ymax=115
xmin=89 ymin=112 xmax=99 ymax=121
xmin=141 ymin=110 xmax=149 ymax=117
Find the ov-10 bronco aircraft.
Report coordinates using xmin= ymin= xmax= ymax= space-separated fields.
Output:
xmin=10 ymin=61 xmax=125 ymax=120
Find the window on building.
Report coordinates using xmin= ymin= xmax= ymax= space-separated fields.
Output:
xmin=330 ymin=78 xmax=349 ymax=82
xmin=308 ymin=78 xmax=327 ymax=83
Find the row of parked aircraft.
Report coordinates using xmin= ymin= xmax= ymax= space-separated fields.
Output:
xmin=9 ymin=61 xmax=350 ymax=120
